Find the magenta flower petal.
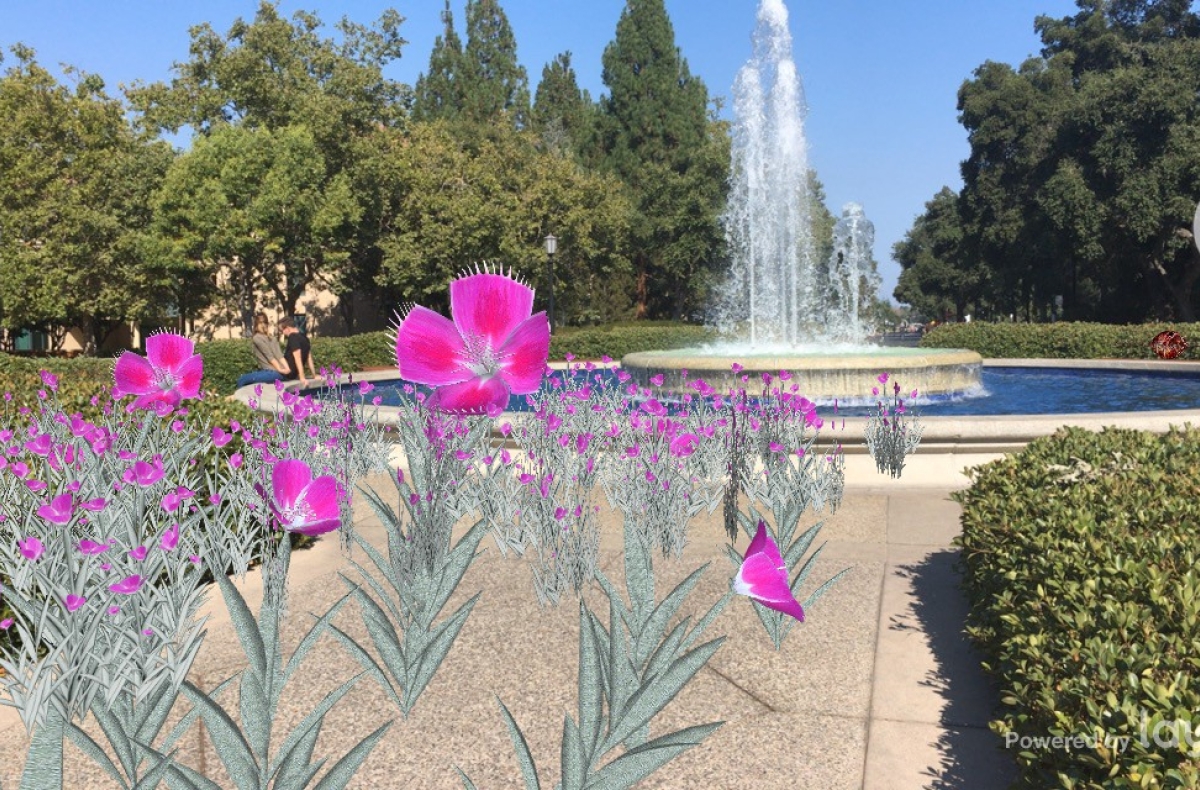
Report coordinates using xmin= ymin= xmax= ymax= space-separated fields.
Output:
xmin=733 ymin=522 xmax=805 ymax=622
xmin=495 ymin=313 xmax=550 ymax=394
xmin=109 ymin=575 xmax=144 ymax=595
xmin=160 ymin=523 xmax=180 ymax=551
xmin=146 ymin=332 xmax=196 ymax=374
xmin=669 ymin=433 xmax=700 ymax=458
xmin=450 ymin=269 xmax=536 ymax=352
xmin=173 ymin=353 xmax=204 ymax=400
xmin=113 ymin=352 xmax=157 ymax=398
xmin=427 ymin=376 xmax=511 ymax=415
xmin=0 ymin=618 xmax=12 ymax=629
xmin=37 ymin=494 xmax=74 ymax=524
xmin=272 ymin=460 xmax=313 ymax=514
xmin=395 ymin=306 xmax=471 ymax=386
xmin=19 ymin=536 xmax=44 ymax=562
xmin=64 ymin=595 xmax=87 ymax=613
xmin=78 ymin=539 xmax=109 ymax=555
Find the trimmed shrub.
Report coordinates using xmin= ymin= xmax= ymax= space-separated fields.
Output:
xmin=955 ymin=425 xmax=1200 ymax=788
xmin=921 ymin=321 xmax=1200 ymax=359
xmin=548 ymin=321 xmax=718 ymax=361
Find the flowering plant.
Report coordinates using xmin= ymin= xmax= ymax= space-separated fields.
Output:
xmin=0 ymin=266 xmax=858 ymax=789
xmin=865 ymin=373 xmax=924 ymax=479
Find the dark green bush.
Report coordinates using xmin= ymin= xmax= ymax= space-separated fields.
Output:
xmin=955 ymin=425 xmax=1200 ymax=788
xmin=921 ymin=321 xmax=1200 ymax=359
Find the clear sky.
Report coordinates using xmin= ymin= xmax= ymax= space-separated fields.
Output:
xmin=3 ymin=0 xmax=1083 ymax=306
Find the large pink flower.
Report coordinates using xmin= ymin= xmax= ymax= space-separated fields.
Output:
xmin=113 ymin=333 xmax=203 ymax=411
xmin=733 ymin=521 xmax=805 ymax=623
xmin=395 ymin=266 xmax=549 ymax=415
xmin=269 ymin=460 xmax=343 ymax=536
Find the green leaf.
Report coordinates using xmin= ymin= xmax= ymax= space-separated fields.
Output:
xmin=583 ymin=722 xmax=724 ymax=790
xmin=561 ymin=714 xmax=587 ymax=790
xmin=404 ymin=592 xmax=480 ymax=712
xmin=320 ymin=616 xmax=403 ymax=708
xmin=600 ymin=636 xmax=725 ymax=755
xmin=65 ymin=721 xmax=130 ymax=789
xmin=310 ymin=719 xmax=392 ymax=790
xmin=269 ymin=672 xmax=369 ymax=783
xmin=238 ymin=670 xmax=272 ymax=763
xmin=802 ymin=567 xmax=850 ymax=612
xmin=496 ymin=696 xmax=541 ymax=790
xmin=577 ymin=600 xmax=604 ymax=764
xmin=453 ymin=765 xmax=480 ymax=790
xmin=632 ymin=562 xmax=709 ymax=669
xmin=177 ymin=678 xmax=260 ymax=790
xmin=621 ymin=521 xmax=655 ymax=628
xmin=213 ymin=571 xmax=267 ymax=680
xmin=426 ymin=520 xmax=488 ymax=627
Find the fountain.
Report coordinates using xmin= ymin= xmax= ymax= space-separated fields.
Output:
xmin=623 ymin=0 xmax=982 ymax=400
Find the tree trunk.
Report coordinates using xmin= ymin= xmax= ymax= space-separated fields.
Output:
xmin=635 ymin=258 xmax=648 ymax=320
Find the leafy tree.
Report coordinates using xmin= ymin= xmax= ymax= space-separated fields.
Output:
xmin=411 ymin=0 xmax=465 ymax=123
xmin=597 ymin=0 xmax=728 ymax=320
xmin=532 ymin=52 xmax=592 ymax=156
xmin=374 ymin=121 xmax=633 ymax=325
xmin=129 ymin=2 xmax=406 ymax=331
xmin=0 ymin=47 xmax=177 ymax=352
xmin=958 ymin=0 xmax=1200 ymax=322
xmin=153 ymin=125 xmax=358 ymax=335
xmin=460 ymin=0 xmax=529 ymax=127
xmin=894 ymin=187 xmax=986 ymax=322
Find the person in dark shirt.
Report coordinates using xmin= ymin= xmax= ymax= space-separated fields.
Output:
xmin=279 ymin=316 xmax=317 ymax=388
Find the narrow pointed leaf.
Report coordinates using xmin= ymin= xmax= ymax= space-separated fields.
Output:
xmin=561 ymin=715 xmax=586 ymax=790
xmin=601 ymin=636 xmax=725 ymax=754
xmin=802 ymin=567 xmax=851 ymax=611
xmin=576 ymin=601 xmax=604 ymax=764
xmin=405 ymin=593 xmax=480 ymax=711
xmin=310 ymin=719 xmax=393 ymax=790
xmin=496 ymin=696 xmax=541 ymax=790
xmin=213 ymin=572 xmax=267 ymax=680
xmin=583 ymin=722 xmax=724 ymax=790
xmin=633 ymin=563 xmax=708 ymax=670
xmin=65 ymin=722 xmax=130 ymax=789
xmin=270 ymin=672 xmax=368 ymax=780
xmin=177 ymin=679 xmax=259 ymax=790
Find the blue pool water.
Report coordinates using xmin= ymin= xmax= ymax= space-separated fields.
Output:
xmin=310 ymin=366 xmax=1200 ymax=417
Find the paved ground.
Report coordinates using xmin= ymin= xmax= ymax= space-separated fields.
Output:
xmin=0 ymin=452 xmax=1019 ymax=789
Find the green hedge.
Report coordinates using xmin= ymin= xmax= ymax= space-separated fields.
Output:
xmin=920 ymin=321 xmax=1200 ymax=359
xmin=548 ymin=321 xmax=717 ymax=361
xmin=955 ymin=425 xmax=1200 ymax=788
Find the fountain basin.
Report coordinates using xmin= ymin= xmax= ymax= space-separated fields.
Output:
xmin=621 ymin=347 xmax=983 ymax=400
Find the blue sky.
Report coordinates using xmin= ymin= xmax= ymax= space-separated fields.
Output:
xmin=3 ymin=0 xmax=1083 ymax=305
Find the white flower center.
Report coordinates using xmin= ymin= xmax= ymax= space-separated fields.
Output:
xmin=154 ymin=369 xmax=178 ymax=392
xmin=462 ymin=332 xmax=501 ymax=379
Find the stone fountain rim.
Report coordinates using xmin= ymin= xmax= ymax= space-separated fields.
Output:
xmin=235 ymin=359 xmax=1200 ymax=455
xmin=621 ymin=347 xmax=981 ymax=371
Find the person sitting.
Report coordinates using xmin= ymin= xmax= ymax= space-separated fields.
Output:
xmin=280 ymin=316 xmax=318 ymax=389
xmin=235 ymin=313 xmax=289 ymax=389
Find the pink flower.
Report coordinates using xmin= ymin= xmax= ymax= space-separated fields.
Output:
xmin=78 ymin=539 xmax=110 ymax=555
xmin=650 ymin=374 xmax=664 ymax=386
xmin=669 ymin=433 xmax=700 ymax=458
xmin=109 ymin=575 xmax=144 ymax=595
xmin=131 ymin=456 xmax=165 ymax=487
xmin=19 ymin=536 xmax=43 ymax=562
xmin=0 ymin=618 xmax=12 ymax=629
xmin=37 ymin=493 xmax=75 ymax=525
xmin=25 ymin=480 xmax=47 ymax=493
xmin=211 ymin=427 xmax=233 ymax=447
xmin=24 ymin=434 xmax=51 ymax=456
xmin=81 ymin=497 xmax=106 ymax=512
xmin=38 ymin=370 xmax=59 ymax=392
xmin=640 ymin=398 xmax=667 ymax=417
xmin=731 ymin=363 xmax=744 ymax=373
xmin=394 ymin=266 xmax=549 ymax=414
xmin=63 ymin=595 xmax=87 ymax=613
xmin=160 ymin=523 xmax=181 ymax=550
xmin=733 ymin=521 xmax=805 ymax=622
xmin=229 ymin=453 xmax=243 ymax=469
xmin=113 ymin=333 xmax=203 ymax=411
xmin=269 ymin=459 xmax=344 ymax=536
xmin=877 ymin=372 xmax=889 ymax=384
xmin=129 ymin=546 xmax=148 ymax=561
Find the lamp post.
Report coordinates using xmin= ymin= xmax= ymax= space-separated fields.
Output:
xmin=544 ymin=234 xmax=557 ymax=330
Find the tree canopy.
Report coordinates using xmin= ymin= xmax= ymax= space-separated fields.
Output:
xmin=0 ymin=47 xmax=176 ymax=351
xmin=934 ymin=0 xmax=1200 ymax=322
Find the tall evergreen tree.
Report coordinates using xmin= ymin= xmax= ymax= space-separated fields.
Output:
xmin=411 ymin=1 xmax=465 ymax=122
xmin=598 ymin=0 xmax=726 ymax=319
xmin=460 ymin=0 xmax=529 ymax=127
xmin=532 ymin=51 xmax=590 ymax=155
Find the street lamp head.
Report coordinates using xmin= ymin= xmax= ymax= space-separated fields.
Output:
xmin=544 ymin=234 xmax=558 ymax=256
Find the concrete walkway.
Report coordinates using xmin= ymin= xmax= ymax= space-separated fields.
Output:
xmin=0 ymin=453 xmax=1018 ymax=789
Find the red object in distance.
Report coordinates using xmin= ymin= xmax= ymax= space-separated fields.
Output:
xmin=1150 ymin=330 xmax=1189 ymax=360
